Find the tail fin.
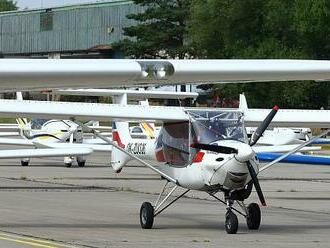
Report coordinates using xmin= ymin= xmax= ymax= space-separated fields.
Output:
xmin=138 ymin=100 xmax=156 ymax=139
xmin=16 ymin=117 xmax=31 ymax=139
xmin=15 ymin=92 xmax=30 ymax=138
xmin=111 ymin=121 xmax=132 ymax=172
xmin=239 ymin=93 xmax=248 ymax=110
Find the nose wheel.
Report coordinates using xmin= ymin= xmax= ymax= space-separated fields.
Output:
xmin=209 ymin=193 xmax=262 ymax=234
xmin=225 ymin=210 xmax=238 ymax=234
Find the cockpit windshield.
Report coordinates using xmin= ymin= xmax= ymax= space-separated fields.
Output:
xmin=30 ymin=119 xmax=48 ymax=130
xmin=187 ymin=109 xmax=247 ymax=144
xmin=157 ymin=109 xmax=247 ymax=167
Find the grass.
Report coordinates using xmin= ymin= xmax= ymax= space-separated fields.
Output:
xmin=0 ymin=117 xmax=16 ymax=123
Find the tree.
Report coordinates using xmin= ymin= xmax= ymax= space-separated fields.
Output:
xmin=189 ymin=0 xmax=330 ymax=109
xmin=0 ymin=0 xmax=17 ymax=12
xmin=114 ymin=0 xmax=191 ymax=59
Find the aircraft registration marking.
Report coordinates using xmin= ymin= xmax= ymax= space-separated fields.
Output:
xmin=126 ymin=142 xmax=147 ymax=155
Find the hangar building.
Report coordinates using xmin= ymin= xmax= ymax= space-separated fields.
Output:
xmin=0 ymin=0 xmax=142 ymax=58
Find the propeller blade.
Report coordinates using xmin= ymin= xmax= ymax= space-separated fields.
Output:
xmin=191 ymin=143 xmax=238 ymax=154
xmin=249 ymin=105 xmax=279 ymax=146
xmin=246 ymin=161 xmax=266 ymax=206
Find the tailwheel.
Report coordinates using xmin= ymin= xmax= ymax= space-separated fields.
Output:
xmin=140 ymin=202 xmax=154 ymax=229
xmin=246 ymin=203 xmax=261 ymax=230
xmin=225 ymin=210 xmax=238 ymax=234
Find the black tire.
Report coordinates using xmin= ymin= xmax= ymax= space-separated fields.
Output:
xmin=65 ymin=163 xmax=72 ymax=168
xmin=21 ymin=161 xmax=29 ymax=166
xmin=78 ymin=161 xmax=86 ymax=167
xmin=140 ymin=202 xmax=154 ymax=229
xmin=246 ymin=203 xmax=261 ymax=230
xmin=225 ymin=210 xmax=238 ymax=234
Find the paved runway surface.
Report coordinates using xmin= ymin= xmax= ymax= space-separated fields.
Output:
xmin=0 ymin=146 xmax=329 ymax=247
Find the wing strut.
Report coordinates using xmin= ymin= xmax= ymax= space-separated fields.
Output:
xmin=259 ymin=128 xmax=330 ymax=173
xmin=74 ymin=120 xmax=177 ymax=184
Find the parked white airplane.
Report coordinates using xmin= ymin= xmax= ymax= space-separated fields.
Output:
xmin=0 ymin=98 xmax=327 ymax=234
xmin=0 ymin=89 xmax=197 ymax=166
xmin=239 ymin=94 xmax=314 ymax=145
xmin=0 ymin=59 xmax=329 ymax=234
xmin=106 ymin=107 xmax=327 ymax=234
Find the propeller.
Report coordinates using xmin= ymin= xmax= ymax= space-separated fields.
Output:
xmin=191 ymin=143 xmax=238 ymax=154
xmin=247 ymin=105 xmax=279 ymax=206
xmin=249 ymin=105 xmax=279 ymax=146
xmin=246 ymin=160 xmax=267 ymax=206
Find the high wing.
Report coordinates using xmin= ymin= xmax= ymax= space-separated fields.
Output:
xmin=310 ymin=138 xmax=330 ymax=145
xmin=1 ymin=59 xmax=330 ymax=91
xmin=34 ymin=141 xmax=112 ymax=152
xmin=0 ymin=137 xmax=34 ymax=146
xmin=0 ymin=100 xmax=329 ymax=127
xmin=0 ymin=148 xmax=93 ymax=159
xmin=55 ymin=89 xmax=198 ymax=100
xmin=244 ymin=109 xmax=330 ymax=128
xmin=0 ymin=124 xmax=19 ymax=131
xmin=256 ymin=152 xmax=330 ymax=166
xmin=252 ymin=145 xmax=321 ymax=153
xmin=0 ymin=100 xmax=188 ymax=122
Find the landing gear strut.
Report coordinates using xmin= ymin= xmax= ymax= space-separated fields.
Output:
xmin=139 ymin=181 xmax=189 ymax=230
xmin=209 ymin=193 xmax=261 ymax=234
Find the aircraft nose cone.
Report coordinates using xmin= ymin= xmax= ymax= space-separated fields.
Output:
xmin=235 ymin=143 xmax=255 ymax=162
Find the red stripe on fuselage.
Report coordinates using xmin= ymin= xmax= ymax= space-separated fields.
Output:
xmin=155 ymin=149 xmax=165 ymax=162
xmin=112 ymin=131 xmax=125 ymax=148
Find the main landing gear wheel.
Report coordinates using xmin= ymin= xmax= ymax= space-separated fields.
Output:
xmin=65 ymin=163 xmax=72 ymax=168
xmin=77 ymin=157 xmax=86 ymax=167
xmin=21 ymin=161 xmax=29 ymax=166
xmin=225 ymin=210 xmax=238 ymax=234
xmin=77 ymin=161 xmax=86 ymax=167
xmin=246 ymin=203 xmax=261 ymax=230
xmin=140 ymin=202 xmax=154 ymax=229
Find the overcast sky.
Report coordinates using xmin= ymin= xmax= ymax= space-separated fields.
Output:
xmin=16 ymin=0 xmax=108 ymax=9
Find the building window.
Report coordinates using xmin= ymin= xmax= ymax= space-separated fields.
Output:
xmin=40 ymin=9 xmax=53 ymax=31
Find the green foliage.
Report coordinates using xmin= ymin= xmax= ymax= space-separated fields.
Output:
xmin=0 ymin=0 xmax=17 ymax=12
xmin=114 ymin=0 xmax=191 ymax=59
xmin=190 ymin=0 xmax=330 ymax=109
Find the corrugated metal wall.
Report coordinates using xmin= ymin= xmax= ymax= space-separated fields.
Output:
xmin=0 ymin=1 xmax=142 ymax=54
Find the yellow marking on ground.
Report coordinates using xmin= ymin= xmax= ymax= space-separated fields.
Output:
xmin=0 ymin=232 xmax=76 ymax=248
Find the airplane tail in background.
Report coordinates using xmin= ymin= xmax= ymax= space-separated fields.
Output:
xmin=15 ymin=92 xmax=30 ymax=139
xmin=239 ymin=93 xmax=248 ymax=110
xmin=140 ymin=122 xmax=155 ymax=139
xmin=111 ymin=121 xmax=133 ymax=172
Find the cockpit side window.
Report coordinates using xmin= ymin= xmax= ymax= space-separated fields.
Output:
xmin=160 ymin=121 xmax=190 ymax=167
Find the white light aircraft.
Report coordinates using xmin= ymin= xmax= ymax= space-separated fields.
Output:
xmin=0 ymin=89 xmax=197 ymax=166
xmin=0 ymin=99 xmax=327 ymax=234
xmin=0 ymin=59 xmax=329 ymax=233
